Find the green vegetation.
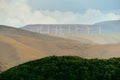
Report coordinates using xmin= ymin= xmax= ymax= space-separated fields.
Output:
xmin=0 ymin=56 xmax=120 ymax=80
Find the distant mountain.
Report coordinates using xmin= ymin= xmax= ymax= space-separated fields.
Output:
xmin=94 ymin=20 xmax=120 ymax=33
xmin=95 ymin=20 xmax=120 ymax=26
xmin=22 ymin=24 xmax=90 ymax=34
xmin=21 ymin=20 xmax=120 ymax=34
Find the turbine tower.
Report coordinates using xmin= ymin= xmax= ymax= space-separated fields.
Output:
xmin=68 ymin=25 xmax=71 ymax=34
xmin=55 ymin=26 xmax=58 ymax=34
xmin=87 ymin=26 xmax=90 ymax=34
xmin=39 ymin=26 xmax=42 ymax=33
xmin=98 ymin=25 xmax=102 ymax=34
xmin=39 ymin=26 xmax=41 ymax=33
xmin=48 ymin=26 xmax=50 ymax=34
xmin=76 ymin=26 xmax=78 ymax=34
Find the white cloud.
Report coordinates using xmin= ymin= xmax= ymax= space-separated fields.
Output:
xmin=0 ymin=0 xmax=120 ymax=27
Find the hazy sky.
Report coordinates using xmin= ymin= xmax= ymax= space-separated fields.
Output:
xmin=0 ymin=0 xmax=120 ymax=27
xmin=29 ymin=0 xmax=120 ymax=13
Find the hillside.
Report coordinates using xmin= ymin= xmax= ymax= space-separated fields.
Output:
xmin=1 ymin=25 xmax=120 ymax=73
xmin=0 ymin=25 xmax=92 ymax=72
xmin=55 ymin=33 xmax=120 ymax=44
xmin=1 ymin=56 xmax=120 ymax=80
xmin=0 ymin=25 xmax=75 ymax=41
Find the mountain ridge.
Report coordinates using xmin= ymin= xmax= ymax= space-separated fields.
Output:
xmin=21 ymin=20 xmax=120 ymax=34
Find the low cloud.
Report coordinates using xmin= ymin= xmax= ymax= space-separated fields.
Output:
xmin=0 ymin=0 xmax=120 ymax=27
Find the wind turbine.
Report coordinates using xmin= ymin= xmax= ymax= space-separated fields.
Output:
xmin=40 ymin=26 xmax=42 ymax=33
xmin=76 ymin=26 xmax=78 ymax=34
xmin=47 ymin=26 xmax=50 ymax=34
xmin=56 ymin=26 xmax=58 ymax=34
xmin=87 ymin=26 xmax=90 ymax=34
xmin=98 ymin=25 xmax=102 ymax=34
xmin=68 ymin=25 xmax=71 ymax=34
